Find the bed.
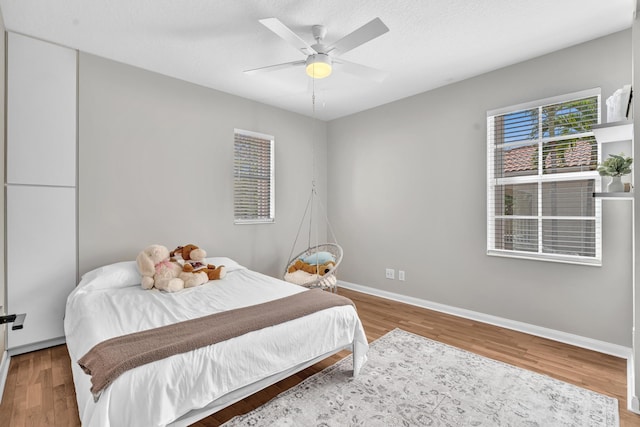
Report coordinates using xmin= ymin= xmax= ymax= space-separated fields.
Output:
xmin=64 ymin=257 xmax=368 ymax=427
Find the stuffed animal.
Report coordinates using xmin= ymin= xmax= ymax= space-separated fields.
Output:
xmin=170 ymin=244 xmax=226 ymax=287
xmin=170 ymin=244 xmax=206 ymax=264
xmin=136 ymin=244 xmax=185 ymax=292
xmin=287 ymin=259 xmax=335 ymax=276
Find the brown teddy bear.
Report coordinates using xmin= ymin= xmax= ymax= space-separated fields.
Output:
xmin=287 ymin=259 xmax=335 ymax=276
xmin=170 ymin=244 xmax=226 ymax=287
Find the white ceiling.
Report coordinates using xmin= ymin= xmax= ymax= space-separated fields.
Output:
xmin=0 ymin=0 xmax=635 ymax=121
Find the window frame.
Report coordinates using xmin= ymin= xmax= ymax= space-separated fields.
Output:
xmin=233 ymin=129 xmax=275 ymax=225
xmin=486 ymin=88 xmax=602 ymax=266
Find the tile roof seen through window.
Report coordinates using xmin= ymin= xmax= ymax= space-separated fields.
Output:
xmin=503 ymin=140 xmax=593 ymax=173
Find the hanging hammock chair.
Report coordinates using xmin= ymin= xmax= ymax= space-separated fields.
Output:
xmin=283 ymin=184 xmax=343 ymax=292
xmin=284 ymin=243 xmax=342 ymax=292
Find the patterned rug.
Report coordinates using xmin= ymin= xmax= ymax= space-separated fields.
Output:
xmin=223 ymin=329 xmax=619 ymax=426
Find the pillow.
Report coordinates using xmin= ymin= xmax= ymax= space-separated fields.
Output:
xmin=78 ymin=261 xmax=141 ymax=291
xmin=300 ymin=251 xmax=335 ymax=265
xmin=284 ymin=270 xmax=318 ymax=286
xmin=78 ymin=257 xmax=243 ymax=291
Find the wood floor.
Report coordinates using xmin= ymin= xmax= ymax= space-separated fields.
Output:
xmin=1 ymin=287 xmax=639 ymax=426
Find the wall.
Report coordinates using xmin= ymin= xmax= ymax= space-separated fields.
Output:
xmin=328 ymin=30 xmax=633 ymax=346
xmin=78 ymin=53 xmax=327 ymax=278
xmin=631 ymin=0 xmax=640 ymax=410
xmin=0 ymin=18 xmax=5 ymax=360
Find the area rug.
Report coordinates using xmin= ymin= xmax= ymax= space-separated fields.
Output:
xmin=222 ymin=329 xmax=619 ymax=427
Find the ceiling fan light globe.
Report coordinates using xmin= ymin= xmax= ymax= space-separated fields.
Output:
xmin=306 ymin=54 xmax=332 ymax=79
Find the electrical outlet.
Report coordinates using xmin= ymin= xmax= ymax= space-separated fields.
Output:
xmin=385 ymin=268 xmax=395 ymax=279
xmin=399 ymin=270 xmax=405 ymax=281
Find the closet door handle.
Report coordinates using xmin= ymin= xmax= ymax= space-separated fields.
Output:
xmin=0 ymin=313 xmax=27 ymax=330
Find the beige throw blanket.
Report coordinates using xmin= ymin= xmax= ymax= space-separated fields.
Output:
xmin=78 ymin=289 xmax=355 ymax=397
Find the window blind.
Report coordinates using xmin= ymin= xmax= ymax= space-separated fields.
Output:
xmin=487 ymin=89 xmax=602 ymax=265
xmin=234 ymin=129 xmax=275 ymax=224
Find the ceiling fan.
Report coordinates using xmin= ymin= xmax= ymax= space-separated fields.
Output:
xmin=245 ymin=17 xmax=389 ymax=82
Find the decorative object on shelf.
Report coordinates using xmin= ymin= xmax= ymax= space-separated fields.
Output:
xmin=607 ymin=176 xmax=624 ymax=193
xmin=597 ymin=153 xmax=633 ymax=192
xmin=606 ymin=84 xmax=632 ymax=122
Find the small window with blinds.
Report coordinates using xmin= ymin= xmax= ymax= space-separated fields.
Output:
xmin=234 ymin=129 xmax=275 ymax=224
xmin=487 ymin=89 xmax=602 ymax=265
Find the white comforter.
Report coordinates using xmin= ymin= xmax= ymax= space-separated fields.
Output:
xmin=64 ymin=257 xmax=368 ymax=427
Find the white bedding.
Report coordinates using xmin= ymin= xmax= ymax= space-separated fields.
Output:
xmin=64 ymin=257 xmax=368 ymax=427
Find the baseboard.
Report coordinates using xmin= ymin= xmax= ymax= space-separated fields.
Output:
xmin=338 ymin=280 xmax=632 ymax=359
xmin=7 ymin=336 xmax=66 ymax=357
xmin=631 ymin=395 xmax=640 ymax=414
xmin=0 ymin=350 xmax=9 ymax=403
xmin=628 ymin=354 xmax=640 ymax=413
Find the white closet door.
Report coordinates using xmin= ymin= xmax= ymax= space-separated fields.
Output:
xmin=6 ymin=32 xmax=77 ymax=187
xmin=6 ymin=186 xmax=76 ymax=349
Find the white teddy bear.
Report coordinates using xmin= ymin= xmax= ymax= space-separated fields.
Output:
xmin=136 ymin=244 xmax=185 ymax=292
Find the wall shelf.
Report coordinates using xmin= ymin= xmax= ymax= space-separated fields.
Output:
xmin=593 ymin=192 xmax=634 ymax=200
xmin=592 ymin=120 xmax=633 ymax=143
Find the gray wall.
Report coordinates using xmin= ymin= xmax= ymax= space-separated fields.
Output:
xmin=632 ymin=5 xmax=640 ymax=405
xmin=78 ymin=53 xmax=327 ymax=278
xmin=327 ymin=30 xmax=633 ymax=346
xmin=0 ymin=21 xmax=6 ymax=358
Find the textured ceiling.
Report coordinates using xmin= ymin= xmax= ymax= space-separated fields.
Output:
xmin=0 ymin=0 xmax=635 ymax=121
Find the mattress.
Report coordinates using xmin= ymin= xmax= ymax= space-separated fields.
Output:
xmin=64 ymin=257 xmax=368 ymax=427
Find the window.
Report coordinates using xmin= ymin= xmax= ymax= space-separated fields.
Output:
xmin=234 ymin=129 xmax=274 ymax=224
xmin=487 ymin=89 xmax=602 ymax=265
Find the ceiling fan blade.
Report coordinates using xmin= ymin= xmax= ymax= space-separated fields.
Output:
xmin=259 ymin=18 xmax=317 ymax=56
xmin=244 ymin=60 xmax=306 ymax=75
xmin=333 ymin=58 xmax=388 ymax=83
xmin=327 ymin=17 xmax=389 ymax=55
